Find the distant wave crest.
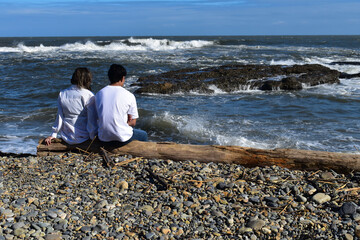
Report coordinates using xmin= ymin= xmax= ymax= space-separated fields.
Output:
xmin=0 ymin=37 xmax=214 ymax=53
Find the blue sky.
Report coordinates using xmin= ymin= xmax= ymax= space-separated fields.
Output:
xmin=0 ymin=0 xmax=359 ymax=37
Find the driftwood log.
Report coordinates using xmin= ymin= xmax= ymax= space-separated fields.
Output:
xmin=37 ymin=138 xmax=360 ymax=173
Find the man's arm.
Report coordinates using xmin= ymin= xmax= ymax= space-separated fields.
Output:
xmin=127 ymin=114 xmax=137 ymax=127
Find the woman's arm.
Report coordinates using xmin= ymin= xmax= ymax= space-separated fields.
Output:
xmin=46 ymin=95 xmax=64 ymax=145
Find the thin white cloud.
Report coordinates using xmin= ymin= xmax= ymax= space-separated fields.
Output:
xmin=0 ymin=0 xmax=359 ymax=36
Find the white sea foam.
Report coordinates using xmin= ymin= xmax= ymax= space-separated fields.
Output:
xmin=270 ymin=59 xmax=302 ymax=66
xmin=0 ymin=38 xmax=214 ymax=54
xmin=150 ymin=111 xmax=277 ymax=149
xmin=125 ymin=37 xmax=213 ymax=51
xmin=0 ymin=135 xmax=38 ymax=154
xmin=303 ymin=78 xmax=360 ymax=98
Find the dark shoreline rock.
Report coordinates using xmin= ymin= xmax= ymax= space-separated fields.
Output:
xmin=330 ymin=61 xmax=360 ymax=66
xmin=134 ymin=64 xmax=341 ymax=94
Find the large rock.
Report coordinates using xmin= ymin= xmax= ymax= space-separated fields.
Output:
xmin=134 ymin=64 xmax=340 ymax=94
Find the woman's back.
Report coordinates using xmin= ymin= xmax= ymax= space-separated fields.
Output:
xmin=58 ymin=85 xmax=94 ymax=144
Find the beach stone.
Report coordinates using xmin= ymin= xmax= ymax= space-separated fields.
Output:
xmin=54 ymin=220 xmax=68 ymax=231
xmin=161 ymin=227 xmax=171 ymax=234
xmin=355 ymin=225 xmax=360 ymax=238
xmin=31 ymin=230 xmax=43 ymax=238
xmin=4 ymin=235 xmax=14 ymax=240
xmin=249 ymin=197 xmax=261 ymax=203
xmin=296 ymin=195 xmax=307 ymax=203
xmin=312 ymin=193 xmax=331 ymax=204
xmin=117 ymin=180 xmax=129 ymax=192
xmin=321 ymin=171 xmax=335 ymax=179
xmin=246 ymin=219 xmax=266 ymax=230
xmin=1 ymin=209 xmax=14 ymax=218
xmin=339 ymin=202 xmax=358 ymax=216
xmin=0 ymin=152 xmax=359 ymax=239
xmin=353 ymin=213 xmax=360 ymax=222
xmin=344 ymin=233 xmax=353 ymax=240
xmin=13 ymin=228 xmax=27 ymax=237
xmin=308 ymin=187 xmax=317 ymax=195
xmin=93 ymin=224 xmax=108 ymax=233
xmin=46 ymin=210 xmax=58 ymax=219
xmin=264 ymin=196 xmax=278 ymax=203
xmin=216 ymin=182 xmax=228 ymax=190
xmin=145 ymin=232 xmax=156 ymax=239
xmin=200 ymin=167 xmax=212 ymax=174
xmin=262 ymin=227 xmax=271 ymax=234
xmin=38 ymin=222 xmax=51 ymax=229
xmin=239 ymin=227 xmax=253 ymax=233
xmin=81 ymin=226 xmax=92 ymax=233
xmin=45 ymin=233 xmax=62 ymax=240
xmin=14 ymin=198 xmax=27 ymax=207
xmin=141 ymin=205 xmax=154 ymax=215
xmin=56 ymin=209 xmax=66 ymax=219
xmin=95 ymin=200 xmax=108 ymax=209
xmin=12 ymin=222 xmax=25 ymax=230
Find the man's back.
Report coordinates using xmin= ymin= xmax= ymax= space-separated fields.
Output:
xmin=95 ymin=85 xmax=138 ymax=142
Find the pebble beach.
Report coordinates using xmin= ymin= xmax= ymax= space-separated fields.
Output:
xmin=0 ymin=153 xmax=359 ymax=240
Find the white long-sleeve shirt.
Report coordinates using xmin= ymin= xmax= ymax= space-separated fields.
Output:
xmin=51 ymin=85 xmax=96 ymax=144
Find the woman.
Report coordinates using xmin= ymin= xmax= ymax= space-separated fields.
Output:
xmin=45 ymin=68 xmax=96 ymax=145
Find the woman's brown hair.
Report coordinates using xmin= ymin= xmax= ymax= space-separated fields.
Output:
xmin=71 ymin=67 xmax=92 ymax=90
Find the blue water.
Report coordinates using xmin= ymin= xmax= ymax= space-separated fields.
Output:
xmin=1 ymin=36 xmax=360 ymax=154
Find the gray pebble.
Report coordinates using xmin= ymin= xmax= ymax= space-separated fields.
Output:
xmin=247 ymin=219 xmax=266 ymax=230
xmin=145 ymin=232 xmax=156 ymax=239
xmin=339 ymin=202 xmax=358 ymax=216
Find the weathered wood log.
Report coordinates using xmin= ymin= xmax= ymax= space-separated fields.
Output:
xmin=36 ymin=138 xmax=360 ymax=173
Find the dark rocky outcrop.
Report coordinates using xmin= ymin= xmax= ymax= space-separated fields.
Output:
xmin=134 ymin=64 xmax=341 ymax=94
xmin=329 ymin=62 xmax=360 ymax=79
xmin=339 ymin=72 xmax=360 ymax=79
xmin=330 ymin=61 xmax=360 ymax=66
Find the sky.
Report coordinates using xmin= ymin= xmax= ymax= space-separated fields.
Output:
xmin=0 ymin=0 xmax=359 ymax=37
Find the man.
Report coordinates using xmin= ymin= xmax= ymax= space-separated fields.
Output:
xmin=94 ymin=64 xmax=148 ymax=144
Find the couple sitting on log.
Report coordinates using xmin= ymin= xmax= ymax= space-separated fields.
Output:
xmin=45 ymin=64 xmax=148 ymax=148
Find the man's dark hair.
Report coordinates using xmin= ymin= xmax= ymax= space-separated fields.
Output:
xmin=71 ymin=67 xmax=92 ymax=90
xmin=108 ymin=64 xmax=127 ymax=84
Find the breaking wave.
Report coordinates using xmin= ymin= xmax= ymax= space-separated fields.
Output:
xmin=0 ymin=37 xmax=214 ymax=53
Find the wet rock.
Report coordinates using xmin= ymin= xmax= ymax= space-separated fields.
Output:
xmin=134 ymin=64 xmax=340 ymax=94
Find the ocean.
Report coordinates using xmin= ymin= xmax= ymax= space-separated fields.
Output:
xmin=0 ymin=35 xmax=359 ymax=155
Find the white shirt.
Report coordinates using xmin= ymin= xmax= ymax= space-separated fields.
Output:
xmin=95 ymin=85 xmax=139 ymax=142
xmin=51 ymin=85 xmax=95 ymax=144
